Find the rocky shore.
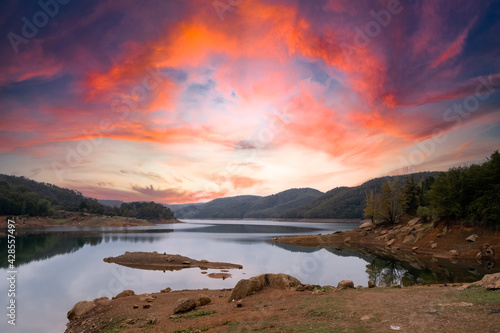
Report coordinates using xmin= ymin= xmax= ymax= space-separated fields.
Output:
xmin=0 ymin=212 xmax=181 ymax=229
xmin=65 ymin=272 xmax=500 ymax=333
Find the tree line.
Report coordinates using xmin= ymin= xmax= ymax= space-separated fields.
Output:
xmin=0 ymin=174 xmax=175 ymax=221
xmin=364 ymin=151 xmax=500 ymax=228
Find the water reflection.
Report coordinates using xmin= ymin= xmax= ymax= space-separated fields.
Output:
xmin=0 ymin=229 xmax=172 ymax=268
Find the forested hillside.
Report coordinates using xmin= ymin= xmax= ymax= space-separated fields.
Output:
xmin=0 ymin=174 xmax=174 ymax=221
xmin=281 ymin=172 xmax=439 ymax=219
xmin=170 ymin=188 xmax=323 ymax=219
xmin=364 ymin=151 xmax=500 ymax=227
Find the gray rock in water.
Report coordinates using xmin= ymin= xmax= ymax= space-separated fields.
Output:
xmin=229 ymin=273 xmax=302 ymax=301
xmin=173 ymin=298 xmax=196 ymax=313
xmin=337 ymin=280 xmax=354 ymax=290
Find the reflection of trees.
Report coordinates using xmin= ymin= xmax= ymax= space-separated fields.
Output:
xmin=365 ymin=258 xmax=441 ymax=286
xmin=0 ymin=230 xmax=171 ymax=268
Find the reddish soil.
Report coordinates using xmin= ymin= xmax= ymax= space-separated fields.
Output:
xmin=65 ymin=283 xmax=500 ymax=333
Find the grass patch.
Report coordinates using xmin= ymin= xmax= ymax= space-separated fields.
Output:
xmin=455 ymin=288 xmax=500 ymax=305
xmin=54 ymin=218 xmax=67 ymax=224
xmin=172 ymin=310 xmax=216 ymax=320
xmin=101 ymin=318 xmax=126 ymax=333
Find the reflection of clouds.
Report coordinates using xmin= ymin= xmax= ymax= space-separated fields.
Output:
xmin=1 ymin=221 xmax=365 ymax=333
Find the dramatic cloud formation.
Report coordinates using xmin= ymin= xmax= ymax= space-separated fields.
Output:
xmin=0 ymin=0 xmax=499 ymax=203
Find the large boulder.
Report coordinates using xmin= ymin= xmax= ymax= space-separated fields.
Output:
xmin=470 ymin=273 xmax=500 ymax=290
xmin=196 ymin=294 xmax=211 ymax=306
xmin=337 ymin=280 xmax=355 ymax=290
xmin=229 ymin=273 xmax=301 ymax=301
xmin=173 ymin=298 xmax=196 ymax=313
xmin=67 ymin=301 xmax=96 ymax=320
xmin=114 ymin=290 xmax=135 ymax=299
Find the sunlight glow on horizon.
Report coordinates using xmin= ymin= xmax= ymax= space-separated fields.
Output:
xmin=0 ymin=0 xmax=499 ymax=204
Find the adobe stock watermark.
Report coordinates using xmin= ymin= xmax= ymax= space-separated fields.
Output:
xmin=7 ymin=0 xmax=71 ymax=54
xmin=213 ymin=0 xmax=243 ymax=21
xmin=51 ymin=66 xmax=167 ymax=182
xmin=88 ymin=267 xmax=137 ymax=301
xmin=341 ymin=0 xmax=405 ymax=63
xmin=395 ymin=75 xmax=497 ymax=173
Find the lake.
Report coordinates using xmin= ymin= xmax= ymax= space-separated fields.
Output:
xmin=0 ymin=219 xmax=494 ymax=333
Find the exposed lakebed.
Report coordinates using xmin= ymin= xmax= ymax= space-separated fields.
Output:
xmin=0 ymin=219 xmax=494 ymax=333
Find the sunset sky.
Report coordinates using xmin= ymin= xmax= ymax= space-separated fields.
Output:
xmin=1 ymin=0 xmax=499 ymax=204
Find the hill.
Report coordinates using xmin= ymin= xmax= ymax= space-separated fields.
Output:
xmin=0 ymin=174 xmax=175 ymax=221
xmin=170 ymin=188 xmax=323 ymax=219
xmin=281 ymin=172 xmax=440 ymax=219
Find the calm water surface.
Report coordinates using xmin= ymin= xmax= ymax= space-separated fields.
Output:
xmin=0 ymin=219 xmax=493 ymax=333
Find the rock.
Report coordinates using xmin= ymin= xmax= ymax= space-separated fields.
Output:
xmin=161 ymin=287 xmax=172 ymax=293
xmin=470 ymin=272 xmax=500 ymax=290
xmin=412 ymin=246 xmax=419 ymax=252
xmin=407 ymin=218 xmax=420 ymax=227
xmin=449 ymin=250 xmax=460 ymax=256
xmin=344 ymin=237 xmax=351 ymax=243
xmin=337 ymin=280 xmax=354 ymax=290
xmin=93 ymin=297 xmax=109 ymax=302
xmin=391 ymin=284 xmax=402 ymax=288
xmin=361 ymin=315 xmax=373 ymax=321
xmin=403 ymin=235 xmax=416 ymax=244
xmin=67 ymin=301 xmax=96 ymax=320
xmin=141 ymin=295 xmax=155 ymax=302
xmin=143 ymin=304 xmax=151 ymax=309
xmin=124 ymin=318 xmax=135 ymax=325
xmin=482 ymin=244 xmax=495 ymax=257
xmin=304 ymin=284 xmax=314 ymax=291
xmin=173 ymin=298 xmax=196 ymax=313
xmin=368 ymin=281 xmax=375 ymax=288
xmin=197 ymin=294 xmax=211 ymax=306
xmin=114 ymin=290 xmax=135 ymax=299
xmin=386 ymin=239 xmax=396 ymax=247
xmin=357 ymin=285 xmax=364 ymax=289
xmin=296 ymin=285 xmax=305 ymax=291
xmin=430 ymin=242 xmax=437 ymax=249
xmin=132 ymin=304 xmax=139 ymax=309
xmin=182 ymin=261 xmax=190 ymax=265
xmin=228 ymin=273 xmax=302 ymax=301
xmin=312 ymin=289 xmax=323 ymax=295
xmin=466 ymin=234 xmax=478 ymax=242
xmin=149 ymin=317 xmax=158 ymax=324
xmin=236 ymin=300 xmax=243 ymax=307
xmin=359 ymin=221 xmax=373 ymax=229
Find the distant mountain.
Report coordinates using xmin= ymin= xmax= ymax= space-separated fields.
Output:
xmin=170 ymin=188 xmax=324 ymax=219
xmin=98 ymin=199 xmax=124 ymax=207
xmin=281 ymin=172 xmax=440 ymax=219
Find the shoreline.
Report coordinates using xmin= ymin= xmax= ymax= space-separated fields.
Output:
xmin=65 ymin=274 xmax=500 ymax=333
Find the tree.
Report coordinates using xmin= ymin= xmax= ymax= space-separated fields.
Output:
xmin=400 ymin=177 xmax=419 ymax=216
xmin=378 ymin=180 xmax=401 ymax=224
xmin=364 ymin=190 xmax=376 ymax=223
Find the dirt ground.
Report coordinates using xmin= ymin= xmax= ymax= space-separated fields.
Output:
xmin=65 ymin=283 xmax=500 ymax=333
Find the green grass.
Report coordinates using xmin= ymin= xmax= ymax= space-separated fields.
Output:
xmin=172 ymin=310 xmax=216 ymax=320
xmin=54 ymin=218 xmax=67 ymax=224
xmin=101 ymin=317 xmax=126 ymax=333
xmin=455 ymin=287 xmax=500 ymax=305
